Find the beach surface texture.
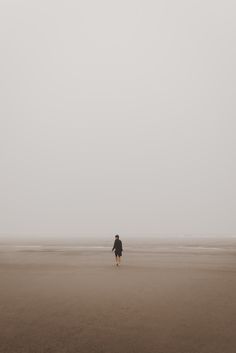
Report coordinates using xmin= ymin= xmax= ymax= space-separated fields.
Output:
xmin=0 ymin=236 xmax=236 ymax=353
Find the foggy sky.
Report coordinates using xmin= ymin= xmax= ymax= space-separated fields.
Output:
xmin=1 ymin=0 xmax=236 ymax=237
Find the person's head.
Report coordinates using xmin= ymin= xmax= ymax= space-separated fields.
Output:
xmin=115 ymin=234 xmax=119 ymax=239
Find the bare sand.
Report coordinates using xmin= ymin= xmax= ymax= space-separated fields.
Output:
xmin=0 ymin=236 xmax=236 ymax=353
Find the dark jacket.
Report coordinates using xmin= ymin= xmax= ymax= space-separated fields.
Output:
xmin=112 ymin=239 xmax=123 ymax=252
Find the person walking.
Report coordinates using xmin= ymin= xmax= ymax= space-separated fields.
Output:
xmin=112 ymin=234 xmax=123 ymax=266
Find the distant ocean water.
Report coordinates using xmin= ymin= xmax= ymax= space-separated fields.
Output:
xmin=0 ymin=244 xmax=235 ymax=254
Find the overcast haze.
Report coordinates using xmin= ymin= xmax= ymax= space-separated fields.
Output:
xmin=1 ymin=0 xmax=236 ymax=238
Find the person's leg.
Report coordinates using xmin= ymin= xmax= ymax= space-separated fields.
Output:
xmin=118 ymin=255 xmax=121 ymax=265
xmin=115 ymin=255 xmax=119 ymax=266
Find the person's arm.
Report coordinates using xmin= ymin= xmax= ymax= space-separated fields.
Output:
xmin=121 ymin=241 xmax=123 ymax=251
xmin=112 ymin=240 xmax=116 ymax=252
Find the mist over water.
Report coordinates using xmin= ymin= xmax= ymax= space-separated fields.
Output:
xmin=1 ymin=1 xmax=236 ymax=238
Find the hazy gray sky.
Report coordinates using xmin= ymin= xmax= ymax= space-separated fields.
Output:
xmin=1 ymin=0 xmax=236 ymax=237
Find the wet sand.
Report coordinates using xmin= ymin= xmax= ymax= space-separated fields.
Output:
xmin=0 ymin=236 xmax=236 ymax=353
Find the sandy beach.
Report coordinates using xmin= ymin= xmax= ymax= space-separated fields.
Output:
xmin=0 ymin=236 xmax=236 ymax=353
